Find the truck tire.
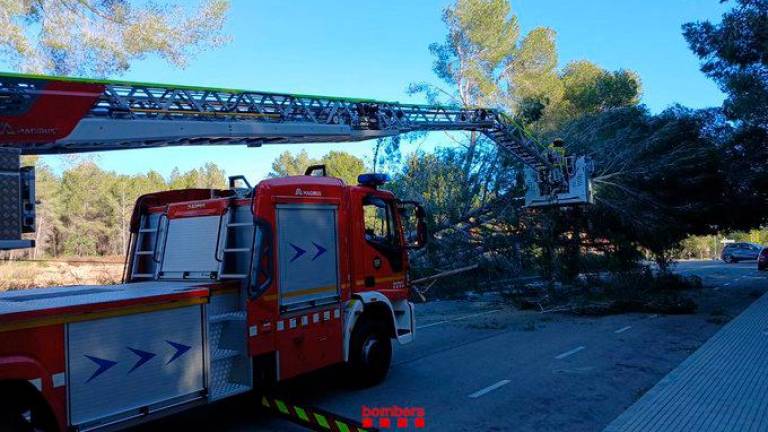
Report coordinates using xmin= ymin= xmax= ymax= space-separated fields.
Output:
xmin=0 ymin=382 xmax=57 ymax=432
xmin=348 ymin=315 xmax=392 ymax=387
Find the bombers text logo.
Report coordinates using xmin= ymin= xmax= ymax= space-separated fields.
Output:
xmin=361 ymin=405 xmax=426 ymax=429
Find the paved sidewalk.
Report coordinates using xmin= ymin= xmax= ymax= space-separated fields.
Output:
xmin=605 ymin=293 xmax=768 ymax=432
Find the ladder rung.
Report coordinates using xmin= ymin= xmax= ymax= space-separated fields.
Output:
xmin=219 ymin=273 xmax=248 ymax=279
xmin=227 ymin=222 xmax=253 ymax=227
xmin=135 ymin=250 xmax=154 ymax=255
xmin=210 ymin=311 xmax=247 ymax=322
xmin=212 ymin=348 xmax=240 ymax=361
xmin=223 ymin=248 xmax=251 ymax=253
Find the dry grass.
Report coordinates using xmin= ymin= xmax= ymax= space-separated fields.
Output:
xmin=0 ymin=258 xmax=123 ymax=291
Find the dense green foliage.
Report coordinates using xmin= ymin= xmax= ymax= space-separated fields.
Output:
xmin=530 ymin=105 xmax=763 ymax=272
xmin=684 ymin=0 xmax=768 ymax=232
xmin=0 ymin=0 xmax=229 ymax=76
xmin=22 ymin=160 xmax=227 ymax=258
xmin=269 ymin=150 xmax=366 ymax=186
xmin=683 ymin=0 xmax=768 ymax=130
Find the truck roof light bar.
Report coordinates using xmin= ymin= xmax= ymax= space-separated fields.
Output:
xmin=358 ymin=173 xmax=390 ymax=187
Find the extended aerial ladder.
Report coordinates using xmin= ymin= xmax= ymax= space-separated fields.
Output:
xmin=0 ymin=72 xmax=592 ymax=250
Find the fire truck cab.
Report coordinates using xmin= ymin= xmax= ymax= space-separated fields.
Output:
xmin=0 ymin=169 xmax=425 ymax=432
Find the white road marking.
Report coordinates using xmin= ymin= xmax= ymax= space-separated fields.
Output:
xmin=682 ymin=264 xmax=730 ymax=269
xmin=553 ymin=366 xmax=596 ymax=375
xmin=468 ymin=379 xmax=511 ymax=398
xmin=555 ymin=346 xmax=585 ymax=360
xmin=417 ymin=309 xmax=503 ymax=329
xmin=614 ymin=326 xmax=632 ymax=334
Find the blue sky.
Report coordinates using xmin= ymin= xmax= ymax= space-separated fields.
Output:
xmin=32 ymin=0 xmax=729 ymax=182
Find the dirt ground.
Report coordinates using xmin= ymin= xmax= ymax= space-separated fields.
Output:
xmin=0 ymin=258 xmax=123 ymax=290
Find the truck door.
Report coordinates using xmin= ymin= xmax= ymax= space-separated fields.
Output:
xmin=66 ymin=306 xmax=206 ymax=428
xmin=355 ymin=193 xmax=407 ymax=297
xmin=274 ymin=203 xmax=343 ymax=379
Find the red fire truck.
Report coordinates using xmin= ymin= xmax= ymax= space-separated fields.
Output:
xmin=0 ymin=72 xmax=591 ymax=431
xmin=1 ymin=166 xmax=425 ymax=431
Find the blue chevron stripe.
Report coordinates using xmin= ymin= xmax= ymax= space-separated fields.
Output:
xmin=84 ymin=355 xmax=118 ymax=383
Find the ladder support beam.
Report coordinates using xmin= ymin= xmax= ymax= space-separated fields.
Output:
xmin=0 ymin=72 xmax=553 ymax=171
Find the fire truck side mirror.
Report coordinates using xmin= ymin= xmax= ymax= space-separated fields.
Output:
xmin=398 ymin=201 xmax=428 ymax=250
xmin=415 ymin=214 xmax=428 ymax=249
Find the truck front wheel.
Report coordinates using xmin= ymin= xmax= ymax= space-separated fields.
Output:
xmin=348 ymin=316 xmax=392 ymax=387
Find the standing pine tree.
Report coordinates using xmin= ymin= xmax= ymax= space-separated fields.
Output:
xmin=684 ymin=0 xmax=768 ymax=230
xmin=684 ymin=0 xmax=768 ymax=130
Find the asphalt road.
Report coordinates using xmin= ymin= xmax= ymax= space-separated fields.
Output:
xmin=134 ymin=260 xmax=767 ymax=432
